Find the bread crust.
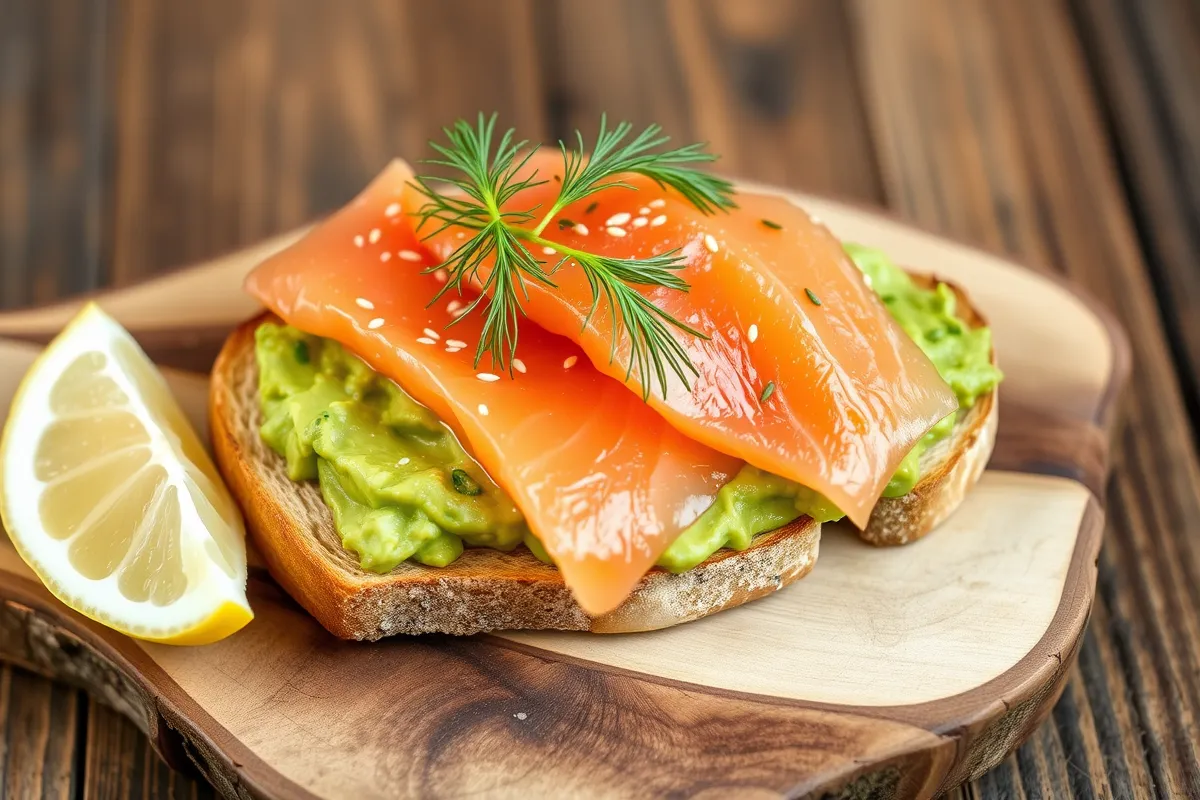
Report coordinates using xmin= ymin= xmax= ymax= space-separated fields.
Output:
xmin=857 ymin=276 xmax=999 ymax=545
xmin=209 ymin=317 xmax=819 ymax=640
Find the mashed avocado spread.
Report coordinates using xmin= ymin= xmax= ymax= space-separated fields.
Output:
xmin=256 ymin=244 xmax=1002 ymax=575
xmin=256 ymin=327 xmax=526 ymax=572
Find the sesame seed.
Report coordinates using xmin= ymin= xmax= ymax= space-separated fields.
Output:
xmin=398 ymin=249 xmax=422 ymax=262
xmin=423 ymin=328 xmax=440 ymax=340
xmin=563 ymin=355 xmax=578 ymax=369
xmin=705 ymin=234 xmax=719 ymax=253
xmin=478 ymin=404 xmax=489 ymax=416
xmin=367 ymin=318 xmax=385 ymax=330
xmin=513 ymin=358 xmax=527 ymax=374
xmin=385 ymin=202 xmax=402 ymax=217
xmin=650 ymin=214 xmax=667 ymax=227
xmin=398 ymin=457 xmax=410 ymax=466
xmin=445 ymin=346 xmax=463 ymax=353
xmin=434 ymin=269 xmax=449 ymax=283
xmin=649 ymin=198 xmax=666 ymax=208
xmin=543 ymin=246 xmax=557 ymax=255
xmin=606 ymin=212 xmax=631 ymax=226
xmin=380 ymin=251 xmax=392 ymax=262
xmin=574 ymin=223 xmax=590 ymax=236
xmin=607 ymin=226 xmax=627 ymax=237
xmin=416 ymin=336 xmax=437 ymax=345
xmin=515 ymin=712 xmax=528 ymax=721
xmin=447 ymin=300 xmax=463 ymax=315
xmin=369 ymin=228 xmax=381 ymax=244
xmin=452 ymin=306 xmax=469 ymax=318
xmin=477 ymin=373 xmax=500 ymax=382
xmin=355 ymin=297 xmax=375 ymax=310
xmin=632 ymin=216 xmax=648 ymax=228
xmin=354 ymin=235 xmax=365 ymax=248
xmin=639 ymin=206 xmax=651 ymax=215
xmin=748 ymin=324 xmax=759 ymax=343
xmin=445 ymin=339 xmax=467 ymax=348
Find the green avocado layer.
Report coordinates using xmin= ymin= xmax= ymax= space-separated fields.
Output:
xmin=256 ymin=244 xmax=1002 ymax=575
xmin=256 ymin=327 xmax=526 ymax=573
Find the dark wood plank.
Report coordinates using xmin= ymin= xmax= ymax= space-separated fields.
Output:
xmin=1069 ymin=0 xmax=1200 ymax=431
xmin=1086 ymin=544 xmax=1158 ymax=798
xmin=107 ymin=0 xmax=547 ymax=289
xmin=83 ymin=699 xmax=216 ymax=800
xmin=1 ymin=665 xmax=79 ymax=799
xmin=0 ymin=0 xmax=113 ymax=310
xmin=544 ymin=0 xmax=882 ymax=202
xmin=852 ymin=0 xmax=1200 ymax=796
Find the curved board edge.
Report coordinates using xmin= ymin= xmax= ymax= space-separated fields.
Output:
xmin=0 ymin=227 xmax=308 ymax=340
xmin=0 ymin=185 xmax=1130 ymax=799
xmin=0 ymin=584 xmax=312 ymax=800
xmin=0 ymin=567 xmax=961 ymax=800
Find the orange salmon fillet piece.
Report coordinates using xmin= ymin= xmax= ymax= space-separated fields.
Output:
xmin=246 ymin=161 xmax=743 ymax=615
xmin=408 ymin=152 xmax=957 ymax=525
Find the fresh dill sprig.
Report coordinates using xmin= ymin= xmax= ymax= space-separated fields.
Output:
xmin=542 ymin=115 xmax=737 ymax=231
xmin=412 ymin=113 xmax=736 ymax=399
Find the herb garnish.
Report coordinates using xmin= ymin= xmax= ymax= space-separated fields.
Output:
xmin=411 ymin=113 xmax=737 ymax=399
xmin=760 ymin=381 xmax=776 ymax=403
xmin=805 ymin=288 xmax=822 ymax=306
xmin=584 ymin=201 xmax=599 ymax=215
xmin=451 ymin=468 xmax=483 ymax=496
xmin=761 ymin=219 xmax=782 ymax=230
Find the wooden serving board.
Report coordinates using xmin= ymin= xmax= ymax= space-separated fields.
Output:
xmin=0 ymin=188 xmax=1127 ymax=799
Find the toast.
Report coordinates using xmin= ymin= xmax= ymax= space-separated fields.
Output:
xmin=210 ymin=317 xmax=819 ymax=639
xmin=209 ymin=274 xmax=995 ymax=639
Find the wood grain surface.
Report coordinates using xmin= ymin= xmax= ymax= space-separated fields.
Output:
xmin=0 ymin=0 xmax=1194 ymax=798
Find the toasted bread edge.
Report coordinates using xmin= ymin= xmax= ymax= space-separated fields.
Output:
xmin=858 ymin=275 xmax=999 ymax=545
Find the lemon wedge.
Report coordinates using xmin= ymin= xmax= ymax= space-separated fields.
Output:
xmin=0 ymin=304 xmax=251 ymax=645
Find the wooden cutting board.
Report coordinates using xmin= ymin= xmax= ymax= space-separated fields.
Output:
xmin=0 ymin=188 xmax=1127 ymax=799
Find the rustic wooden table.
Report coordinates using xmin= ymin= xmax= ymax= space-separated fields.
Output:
xmin=2 ymin=0 xmax=1198 ymax=797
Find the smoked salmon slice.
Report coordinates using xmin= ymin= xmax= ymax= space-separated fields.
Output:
xmin=408 ymin=152 xmax=958 ymax=525
xmin=245 ymin=161 xmax=744 ymax=616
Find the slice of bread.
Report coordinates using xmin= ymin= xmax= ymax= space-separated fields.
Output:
xmin=208 ymin=272 xmax=995 ymax=639
xmin=857 ymin=276 xmax=998 ymax=545
xmin=210 ymin=317 xmax=819 ymax=639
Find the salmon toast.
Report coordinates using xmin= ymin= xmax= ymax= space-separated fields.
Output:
xmin=209 ymin=117 xmax=1000 ymax=637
